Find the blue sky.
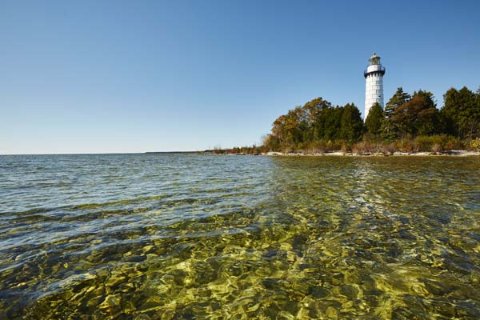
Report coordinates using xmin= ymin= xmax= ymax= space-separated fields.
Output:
xmin=1 ymin=0 xmax=479 ymax=154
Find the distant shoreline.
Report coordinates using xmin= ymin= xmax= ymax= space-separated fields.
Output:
xmin=145 ymin=151 xmax=204 ymax=154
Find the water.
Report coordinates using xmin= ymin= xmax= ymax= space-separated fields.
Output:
xmin=1 ymin=154 xmax=479 ymax=319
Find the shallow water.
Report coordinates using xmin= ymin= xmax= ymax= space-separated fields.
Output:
xmin=1 ymin=154 xmax=479 ymax=319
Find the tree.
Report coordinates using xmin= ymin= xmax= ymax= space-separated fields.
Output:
xmin=262 ymin=134 xmax=280 ymax=151
xmin=271 ymin=113 xmax=299 ymax=148
xmin=365 ymin=102 xmax=384 ymax=137
xmin=303 ymin=97 xmax=332 ymax=124
xmin=303 ymin=97 xmax=332 ymax=141
xmin=413 ymin=90 xmax=441 ymax=135
xmin=381 ymin=88 xmax=411 ymax=140
xmin=322 ymin=106 xmax=343 ymax=140
xmin=391 ymin=90 xmax=439 ymax=137
xmin=339 ymin=103 xmax=364 ymax=142
xmin=441 ymin=86 xmax=480 ymax=138
xmin=385 ymin=87 xmax=411 ymax=118
xmin=269 ymin=97 xmax=338 ymax=150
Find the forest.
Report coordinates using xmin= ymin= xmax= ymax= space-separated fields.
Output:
xmin=257 ymin=86 xmax=480 ymax=154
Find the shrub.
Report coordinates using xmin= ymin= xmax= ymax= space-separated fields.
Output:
xmin=470 ymin=138 xmax=480 ymax=151
xmin=302 ymin=141 xmax=324 ymax=154
xmin=380 ymin=143 xmax=396 ymax=155
xmin=431 ymin=143 xmax=442 ymax=153
xmin=444 ymin=136 xmax=463 ymax=150
xmin=341 ymin=143 xmax=352 ymax=153
xmin=414 ymin=136 xmax=435 ymax=152
xmin=324 ymin=140 xmax=342 ymax=152
xmin=413 ymin=135 xmax=463 ymax=153
xmin=352 ymin=141 xmax=375 ymax=154
xmin=395 ymin=138 xmax=415 ymax=153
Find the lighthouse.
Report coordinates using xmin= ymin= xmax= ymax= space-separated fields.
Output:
xmin=364 ymin=53 xmax=386 ymax=120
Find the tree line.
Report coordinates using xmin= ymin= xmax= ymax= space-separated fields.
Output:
xmin=262 ymin=86 xmax=480 ymax=153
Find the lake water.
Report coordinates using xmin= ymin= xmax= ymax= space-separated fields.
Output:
xmin=1 ymin=154 xmax=479 ymax=319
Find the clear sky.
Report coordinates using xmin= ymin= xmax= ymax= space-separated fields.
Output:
xmin=1 ymin=0 xmax=479 ymax=154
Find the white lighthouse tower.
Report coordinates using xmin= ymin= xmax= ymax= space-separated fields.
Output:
xmin=364 ymin=53 xmax=386 ymax=120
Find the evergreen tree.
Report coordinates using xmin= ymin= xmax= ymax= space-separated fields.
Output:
xmin=385 ymin=87 xmax=410 ymax=118
xmin=381 ymin=88 xmax=411 ymax=140
xmin=323 ymin=107 xmax=343 ymax=140
xmin=365 ymin=102 xmax=384 ymax=137
xmin=441 ymin=86 xmax=480 ymax=138
xmin=339 ymin=103 xmax=364 ymax=142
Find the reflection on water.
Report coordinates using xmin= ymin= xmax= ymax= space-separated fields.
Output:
xmin=0 ymin=154 xmax=479 ymax=319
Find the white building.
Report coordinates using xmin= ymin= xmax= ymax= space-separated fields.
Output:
xmin=364 ymin=53 xmax=385 ymax=120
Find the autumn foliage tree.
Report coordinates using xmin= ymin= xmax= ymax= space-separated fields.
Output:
xmin=391 ymin=90 xmax=440 ymax=137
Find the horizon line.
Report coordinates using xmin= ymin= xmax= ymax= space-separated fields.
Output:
xmin=0 ymin=151 xmax=208 ymax=156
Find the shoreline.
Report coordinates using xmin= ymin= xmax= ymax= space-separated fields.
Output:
xmin=265 ymin=150 xmax=480 ymax=157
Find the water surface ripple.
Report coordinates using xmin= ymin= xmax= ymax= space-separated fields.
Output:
xmin=0 ymin=154 xmax=479 ymax=319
